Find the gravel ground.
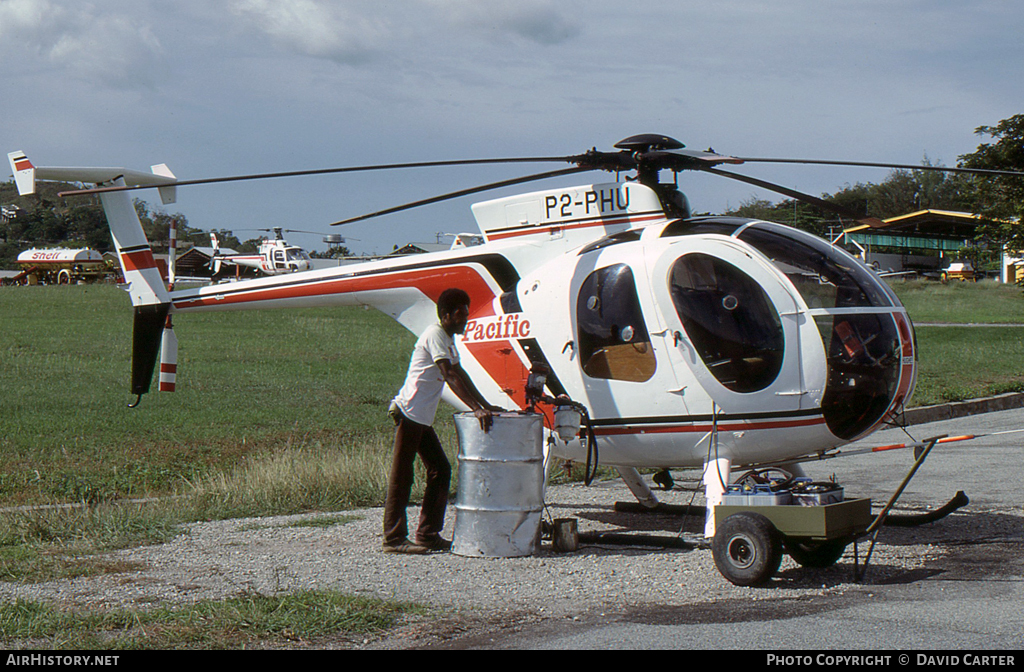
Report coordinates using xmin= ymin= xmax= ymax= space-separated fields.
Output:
xmin=4 ymin=468 xmax=1009 ymax=649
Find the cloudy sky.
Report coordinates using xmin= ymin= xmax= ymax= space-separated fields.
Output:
xmin=2 ymin=0 xmax=1022 ymax=254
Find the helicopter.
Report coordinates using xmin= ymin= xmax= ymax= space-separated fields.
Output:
xmin=9 ymin=136 xmax=1024 ymax=539
xmin=208 ymin=227 xmax=314 ymax=278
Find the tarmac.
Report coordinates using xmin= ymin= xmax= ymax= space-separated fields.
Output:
xmin=449 ymin=401 xmax=1024 ymax=650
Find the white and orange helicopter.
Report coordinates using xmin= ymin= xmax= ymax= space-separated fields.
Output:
xmin=9 ymin=136 xmax=1023 ymax=550
xmin=209 ymin=226 xmax=314 ymax=278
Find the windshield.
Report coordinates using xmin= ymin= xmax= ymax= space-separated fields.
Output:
xmin=737 ymin=222 xmax=894 ymax=309
xmin=733 ymin=222 xmax=904 ymax=440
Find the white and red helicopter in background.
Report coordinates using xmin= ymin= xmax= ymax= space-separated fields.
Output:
xmin=209 ymin=227 xmax=313 ymax=278
xmin=9 ymin=136 xmax=1024 ymax=543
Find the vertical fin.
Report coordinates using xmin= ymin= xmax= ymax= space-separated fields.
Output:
xmin=132 ymin=303 xmax=172 ymax=396
xmin=98 ymin=179 xmax=172 ymax=307
xmin=150 ymin=163 xmax=177 ymax=205
xmin=7 ymin=151 xmax=36 ymax=195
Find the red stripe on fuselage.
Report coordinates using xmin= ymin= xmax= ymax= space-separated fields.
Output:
xmin=463 ymin=341 xmax=533 ymax=413
xmin=486 ymin=213 xmax=664 ymax=241
xmin=889 ymin=312 xmax=916 ymax=414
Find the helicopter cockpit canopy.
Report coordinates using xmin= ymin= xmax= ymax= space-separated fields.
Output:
xmin=271 ymin=246 xmax=312 ymax=272
xmin=662 ymin=217 xmax=910 ymax=441
xmin=737 ymin=222 xmax=906 ymax=440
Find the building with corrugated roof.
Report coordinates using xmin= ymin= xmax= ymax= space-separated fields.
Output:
xmin=842 ymin=209 xmax=1016 ymax=281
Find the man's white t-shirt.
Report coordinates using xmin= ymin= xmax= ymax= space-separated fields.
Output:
xmin=392 ymin=323 xmax=459 ymax=426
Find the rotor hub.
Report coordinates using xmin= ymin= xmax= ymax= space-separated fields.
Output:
xmin=613 ymin=134 xmax=685 ymax=153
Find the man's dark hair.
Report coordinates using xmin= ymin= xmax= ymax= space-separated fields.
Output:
xmin=437 ymin=288 xmax=470 ymax=318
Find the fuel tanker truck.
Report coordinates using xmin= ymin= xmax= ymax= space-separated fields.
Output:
xmin=12 ymin=248 xmax=113 ymax=285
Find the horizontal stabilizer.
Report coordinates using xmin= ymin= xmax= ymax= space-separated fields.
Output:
xmin=6 ymin=151 xmax=177 ymax=203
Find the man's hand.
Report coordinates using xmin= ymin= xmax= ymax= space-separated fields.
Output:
xmin=474 ymin=407 xmax=494 ymax=432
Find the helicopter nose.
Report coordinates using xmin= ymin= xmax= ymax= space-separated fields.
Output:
xmin=817 ymin=312 xmax=909 ymax=441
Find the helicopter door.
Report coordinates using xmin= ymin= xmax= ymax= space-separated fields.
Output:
xmin=569 ymin=262 xmax=691 ymax=422
xmin=273 ymin=249 xmax=287 ymax=271
xmin=650 ymin=240 xmax=806 ymax=414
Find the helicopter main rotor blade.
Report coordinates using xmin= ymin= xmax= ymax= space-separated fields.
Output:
xmin=56 ymin=156 xmax=576 ymax=198
xmin=699 ymin=166 xmax=886 ymax=228
xmin=329 ymin=166 xmax=595 ymax=227
xmin=732 ymin=157 xmax=1024 ymax=179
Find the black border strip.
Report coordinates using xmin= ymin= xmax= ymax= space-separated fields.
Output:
xmin=589 ymin=407 xmax=823 ymax=427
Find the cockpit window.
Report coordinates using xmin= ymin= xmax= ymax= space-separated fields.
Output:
xmin=670 ymin=254 xmax=784 ymax=393
xmin=577 ymin=264 xmax=655 ymax=382
xmin=737 ymin=222 xmax=893 ymax=309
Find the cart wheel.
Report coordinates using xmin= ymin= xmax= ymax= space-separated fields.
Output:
xmin=712 ymin=512 xmax=783 ymax=586
xmin=784 ymin=539 xmax=848 ymax=568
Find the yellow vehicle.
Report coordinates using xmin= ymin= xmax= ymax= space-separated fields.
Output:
xmin=941 ymin=261 xmax=975 ymax=283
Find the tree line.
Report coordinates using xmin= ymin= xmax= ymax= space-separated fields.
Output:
xmin=724 ymin=115 xmax=1024 ymax=256
xmin=0 ymin=179 xmax=260 ymax=270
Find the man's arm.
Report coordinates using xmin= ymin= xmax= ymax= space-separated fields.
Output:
xmin=436 ymin=359 xmax=497 ymax=430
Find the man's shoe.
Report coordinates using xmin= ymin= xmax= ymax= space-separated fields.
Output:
xmin=382 ymin=539 xmax=428 ymax=555
xmin=416 ymin=536 xmax=452 ymax=552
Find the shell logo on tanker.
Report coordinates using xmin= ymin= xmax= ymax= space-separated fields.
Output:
xmin=462 ymin=314 xmax=531 ymax=343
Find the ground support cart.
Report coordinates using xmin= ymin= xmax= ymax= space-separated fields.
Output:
xmin=711 ymin=435 xmax=946 ymax=586
xmin=713 ymin=498 xmax=873 ymax=585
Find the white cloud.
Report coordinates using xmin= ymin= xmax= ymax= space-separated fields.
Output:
xmin=230 ymin=0 xmax=389 ymax=64
xmin=227 ymin=0 xmax=579 ymax=66
xmin=0 ymin=0 xmax=164 ymax=88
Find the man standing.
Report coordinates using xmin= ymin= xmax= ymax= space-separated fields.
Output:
xmin=383 ymin=288 xmax=497 ymax=554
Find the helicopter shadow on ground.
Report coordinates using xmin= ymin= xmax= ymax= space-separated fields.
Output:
xmin=769 ymin=508 xmax=1024 ymax=589
xmin=552 ymin=501 xmax=704 ymax=536
xmin=558 ymin=503 xmax=928 ymax=588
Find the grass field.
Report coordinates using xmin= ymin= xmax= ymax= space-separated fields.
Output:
xmin=889 ymin=278 xmax=1024 ymax=324
xmin=1 ymin=284 xmax=438 ymax=507
xmin=888 ymin=279 xmax=1024 ymax=405
xmin=3 ymin=280 xmax=1023 ymax=508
